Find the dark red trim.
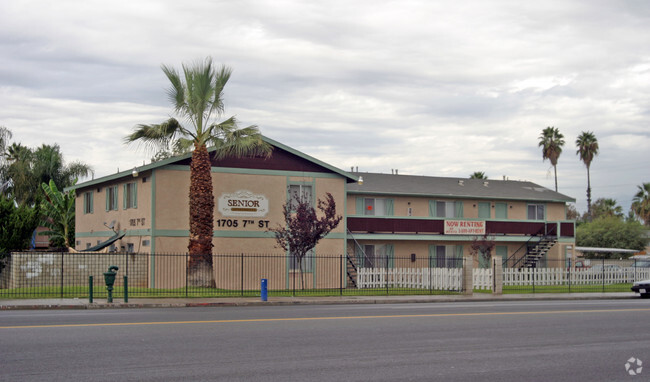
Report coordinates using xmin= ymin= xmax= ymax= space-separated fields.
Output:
xmin=347 ymin=217 xmax=573 ymax=237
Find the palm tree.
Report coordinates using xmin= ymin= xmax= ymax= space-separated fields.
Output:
xmin=5 ymin=143 xmax=92 ymax=206
xmin=575 ymin=131 xmax=599 ymax=219
xmin=125 ymin=58 xmax=271 ymax=286
xmin=469 ymin=171 xmax=487 ymax=179
xmin=39 ymin=179 xmax=76 ymax=248
xmin=538 ymin=126 xmax=565 ymax=192
xmin=591 ymin=198 xmax=623 ymax=220
xmin=632 ymin=182 xmax=650 ymax=226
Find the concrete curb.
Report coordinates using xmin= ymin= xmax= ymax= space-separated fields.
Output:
xmin=0 ymin=293 xmax=639 ymax=310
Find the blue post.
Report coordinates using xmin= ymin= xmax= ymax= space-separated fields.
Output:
xmin=261 ymin=278 xmax=268 ymax=301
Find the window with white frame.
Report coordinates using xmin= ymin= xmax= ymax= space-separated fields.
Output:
xmin=83 ymin=191 xmax=93 ymax=214
xmin=289 ymin=184 xmax=312 ymax=210
xmin=432 ymin=201 xmax=463 ymax=218
xmin=527 ymin=204 xmax=545 ymax=220
xmin=106 ymin=186 xmax=118 ymax=211
xmin=124 ymin=182 xmax=137 ymax=209
xmin=361 ymin=198 xmax=393 ymax=216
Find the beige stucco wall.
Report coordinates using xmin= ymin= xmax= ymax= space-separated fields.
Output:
xmin=75 ymin=170 xmax=153 ymax=251
xmin=348 ymin=195 xmax=568 ymax=222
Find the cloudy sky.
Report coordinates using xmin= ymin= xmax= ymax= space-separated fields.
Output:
xmin=1 ymin=0 xmax=648 ymax=213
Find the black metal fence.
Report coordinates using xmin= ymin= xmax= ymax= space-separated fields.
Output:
xmin=494 ymin=258 xmax=649 ymax=294
xmin=0 ymin=252 xmax=465 ymax=299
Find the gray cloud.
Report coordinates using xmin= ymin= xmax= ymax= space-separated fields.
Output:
xmin=0 ymin=0 xmax=648 ymax=214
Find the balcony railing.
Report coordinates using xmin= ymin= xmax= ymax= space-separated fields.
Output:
xmin=347 ymin=217 xmax=574 ymax=238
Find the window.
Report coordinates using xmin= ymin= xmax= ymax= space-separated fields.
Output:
xmin=127 ymin=243 xmax=135 ymax=253
xmin=124 ymin=182 xmax=137 ymax=209
xmin=106 ymin=186 xmax=118 ymax=211
xmin=83 ymin=191 xmax=93 ymax=214
xmin=527 ymin=204 xmax=545 ymax=220
xmin=289 ymin=184 xmax=312 ymax=210
xmin=430 ymin=201 xmax=463 ymax=218
xmin=358 ymin=198 xmax=394 ymax=216
xmin=495 ymin=203 xmax=507 ymax=219
xmin=290 ymin=249 xmax=314 ymax=272
xmin=429 ymin=245 xmax=463 ymax=268
xmin=478 ymin=202 xmax=491 ymax=219
xmin=496 ymin=246 xmax=508 ymax=267
xmin=356 ymin=244 xmax=394 ymax=268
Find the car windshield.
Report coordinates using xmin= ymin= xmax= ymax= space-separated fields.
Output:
xmin=634 ymin=260 xmax=650 ymax=267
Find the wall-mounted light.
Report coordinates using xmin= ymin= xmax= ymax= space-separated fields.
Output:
xmin=132 ymin=167 xmax=139 ymax=177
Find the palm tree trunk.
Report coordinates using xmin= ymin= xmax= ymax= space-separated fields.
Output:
xmin=554 ymin=165 xmax=558 ymax=192
xmin=187 ymin=144 xmax=215 ymax=287
xmin=586 ymin=165 xmax=592 ymax=221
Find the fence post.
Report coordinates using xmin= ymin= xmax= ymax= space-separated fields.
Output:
xmin=241 ymin=253 xmax=244 ymax=297
xmin=185 ymin=252 xmax=188 ymax=298
xmin=463 ymin=256 xmax=473 ymax=295
xmin=492 ymin=257 xmax=502 ymax=295
xmin=532 ymin=266 xmax=535 ymax=293
xmin=566 ymin=258 xmax=571 ymax=293
xmin=340 ymin=255 xmax=343 ymax=296
xmin=89 ymin=275 xmax=93 ymax=303
xmin=124 ymin=275 xmax=128 ymax=303
xmin=601 ymin=258 xmax=605 ymax=292
xmin=60 ymin=252 xmax=64 ymax=298
xmin=385 ymin=256 xmax=389 ymax=295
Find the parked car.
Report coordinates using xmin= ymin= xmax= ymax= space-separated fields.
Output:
xmin=631 ymin=280 xmax=650 ymax=298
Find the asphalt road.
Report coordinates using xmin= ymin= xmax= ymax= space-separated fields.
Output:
xmin=1 ymin=300 xmax=649 ymax=381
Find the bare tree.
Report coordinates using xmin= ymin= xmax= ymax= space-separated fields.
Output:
xmin=270 ymin=192 xmax=342 ymax=289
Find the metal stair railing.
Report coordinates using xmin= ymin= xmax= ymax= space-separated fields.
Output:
xmin=346 ymin=228 xmax=374 ymax=287
xmin=506 ymin=223 xmax=558 ymax=269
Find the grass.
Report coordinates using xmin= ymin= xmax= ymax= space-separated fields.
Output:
xmin=0 ymin=285 xmax=463 ymax=299
xmin=471 ymin=283 xmax=633 ymax=294
xmin=1 ymin=283 xmax=634 ymax=300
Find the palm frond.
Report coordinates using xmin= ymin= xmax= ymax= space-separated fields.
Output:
xmin=209 ymin=121 xmax=272 ymax=160
xmin=123 ymin=118 xmax=187 ymax=151
xmin=162 ymin=64 xmax=185 ymax=115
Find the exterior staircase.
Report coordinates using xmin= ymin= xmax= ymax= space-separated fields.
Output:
xmin=346 ymin=254 xmax=358 ymax=288
xmin=520 ymin=236 xmax=558 ymax=268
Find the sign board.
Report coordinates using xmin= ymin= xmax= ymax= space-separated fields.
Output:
xmin=444 ymin=220 xmax=486 ymax=235
xmin=218 ymin=190 xmax=269 ymax=217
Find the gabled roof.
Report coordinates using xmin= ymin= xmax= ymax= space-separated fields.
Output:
xmin=348 ymin=172 xmax=575 ymax=203
xmin=67 ymin=136 xmax=357 ymax=191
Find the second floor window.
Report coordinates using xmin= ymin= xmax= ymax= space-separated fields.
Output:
xmin=527 ymin=204 xmax=545 ymax=220
xmin=124 ymin=182 xmax=137 ymax=209
xmin=430 ymin=200 xmax=463 ymax=218
xmin=83 ymin=191 xmax=93 ymax=214
xmin=106 ymin=186 xmax=118 ymax=211
xmin=289 ymin=184 xmax=312 ymax=210
xmin=358 ymin=198 xmax=394 ymax=216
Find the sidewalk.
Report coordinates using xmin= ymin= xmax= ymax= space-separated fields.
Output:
xmin=0 ymin=292 xmax=638 ymax=310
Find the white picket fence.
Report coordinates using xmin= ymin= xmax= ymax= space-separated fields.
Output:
xmin=357 ymin=266 xmax=650 ymax=291
xmin=357 ymin=267 xmax=463 ymax=291
xmin=474 ymin=268 xmax=493 ymax=290
xmin=474 ymin=267 xmax=650 ymax=290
